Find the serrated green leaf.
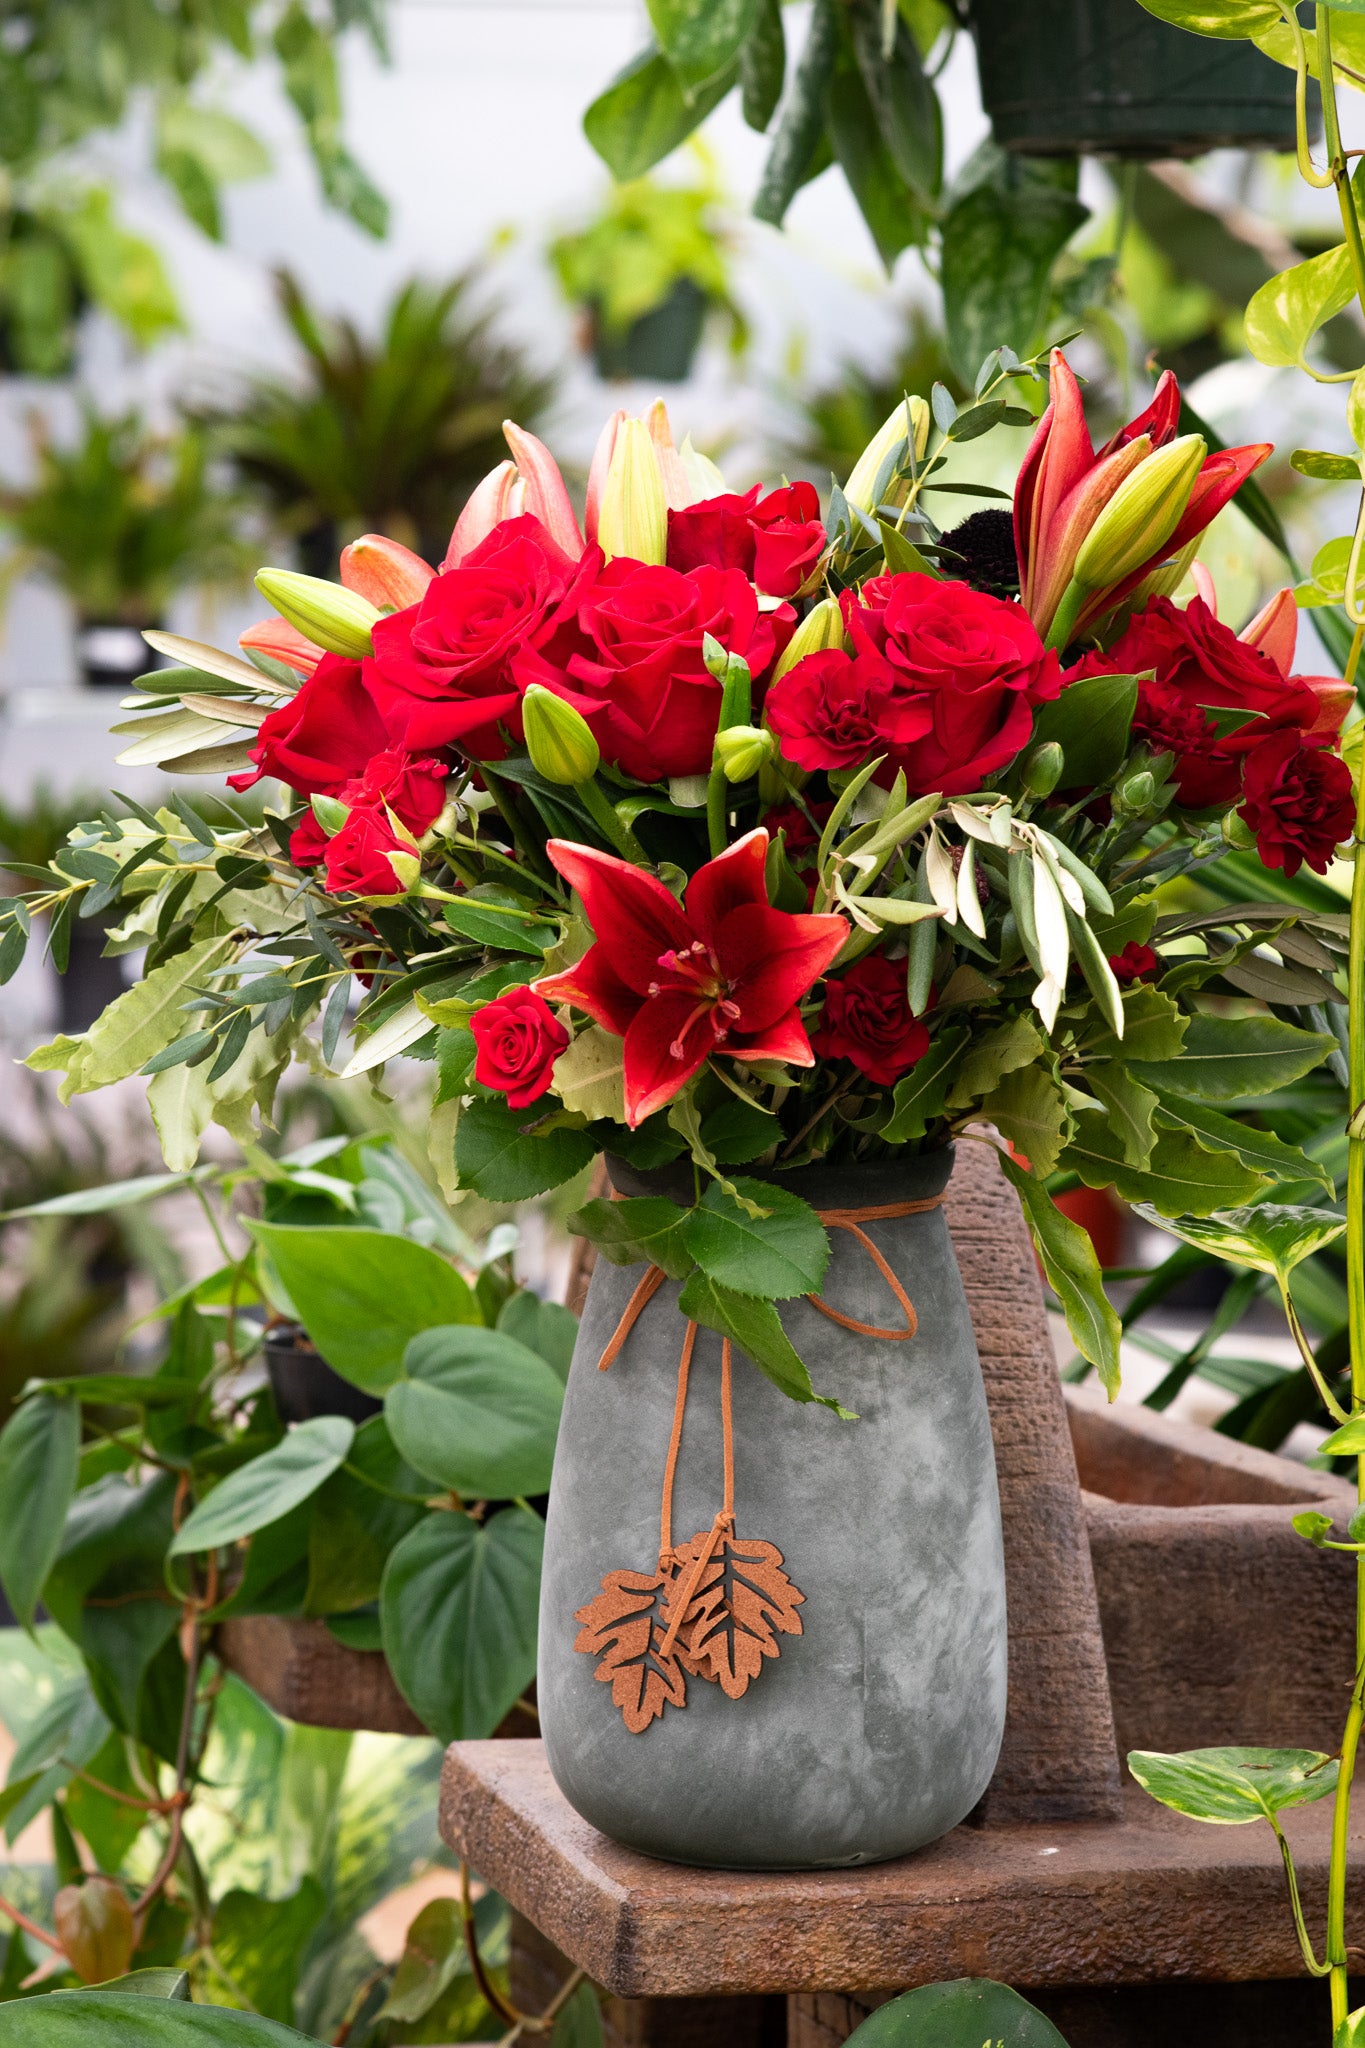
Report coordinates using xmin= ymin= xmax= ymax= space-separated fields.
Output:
xmin=683 ymin=1178 xmax=829 ymax=1299
xmin=455 ymin=1097 xmax=595 ymax=1202
xmin=567 ymin=1196 xmax=694 ymax=1280
xmin=676 ymin=1271 xmax=854 ymax=1415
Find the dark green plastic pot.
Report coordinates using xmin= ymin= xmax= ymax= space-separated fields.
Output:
xmin=970 ymin=0 xmax=1297 ymax=158
xmin=590 ymin=276 xmax=707 ymax=383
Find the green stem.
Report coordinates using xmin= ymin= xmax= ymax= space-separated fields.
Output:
xmin=1271 ymin=1815 xmax=1333 ymax=1976
xmin=706 ymin=767 xmax=729 ymax=860
xmin=574 ymin=776 xmax=647 ymax=863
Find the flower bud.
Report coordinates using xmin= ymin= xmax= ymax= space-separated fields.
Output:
xmin=597 ymin=416 xmax=667 ymax=565
xmin=385 ymin=848 xmax=421 ymax=893
xmin=1114 ymin=769 xmax=1156 ymax=816
xmin=1021 ymin=741 xmax=1064 ymax=797
xmin=254 ymin=569 xmax=380 ymax=659
xmin=715 ymin=725 xmax=773 ymax=783
xmin=1222 ymin=808 xmax=1258 ymax=851
xmin=310 ymin=793 xmax=351 ymax=836
xmin=238 ymin=613 xmax=323 ymax=677
xmin=339 ymin=534 xmax=434 ymax=611
xmin=1073 ymin=435 xmax=1207 ymax=592
xmin=522 ymin=684 xmax=601 ymax=785
xmin=771 ymin=596 xmax=846 ymax=683
xmin=55 ymin=1877 xmax=135 ymax=1984
xmin=844 ymin=396 xmax=931 ymax=518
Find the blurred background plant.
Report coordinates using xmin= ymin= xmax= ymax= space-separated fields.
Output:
xmin=193 ymin=269 xmax=558 ymax=573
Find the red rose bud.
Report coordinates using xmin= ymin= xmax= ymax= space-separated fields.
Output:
xmin=501 ymin=420 xmax=585 ymax=558
xmin=445 ymin=458 xmax=520 ymax=568
xmin=1236 ymin=733 xmax=1354 ymax=877
xmin=811 ymin=954 xmax=930 ymax=1086
xmin=522 ymin=683 xmax=600 ymax=785
xmin=322 ymin=806 xmax=419 ymax=896
xmin=54 ymin=1877 xmax=135 ymax=1984
xmin=340 ymin=534 xmax=435 ymax=611
xmin=255 ymin=568 xmax=380 ymax=659
xmin=471 ymin=986 xmax=570 ymax=1109
xmin=1112 ymin=768 xmax=1155 ymax=816
xmin=1221 ymin=808 xmax=1258 ymax=851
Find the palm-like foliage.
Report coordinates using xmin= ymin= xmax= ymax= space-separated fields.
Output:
xmin=201 ymin=270 xmax=558 ymax=567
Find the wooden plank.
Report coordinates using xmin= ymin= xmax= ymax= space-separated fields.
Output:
xmin=440 ymin=1740 xmax=1365 ymax=2001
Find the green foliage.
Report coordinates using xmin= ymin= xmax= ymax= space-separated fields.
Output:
xmin=380 ymin=1506 xmax=543 ymax=1742
xmin=171 ymin=1418 xmax=354 ymax=1557
xmin=0 ymin=412 xmax=253 ymax=625
xmin=682 ymin=1179 xmax=830 ymax=1300
xmin=384 ymin=1326 xmax=564 ymax=1499
xmin=843 ymin=1978 xmax=1070 ymax=2045
xmin=0 ymin=1395 xmax=79 ymax=1628
xmin=550 ymin=171 xmax=741 ymax=344
xmin=1128 ymin=1746 xmax=1338 ymax=1824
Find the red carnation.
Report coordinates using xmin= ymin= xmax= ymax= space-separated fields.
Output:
xmin=766 ymin=648 xmax=931 ymax=772
xmin=811 ymin=954 xmax=929 ymax=1087
xmin=471 ymin=987 xmax=570 ymax=1109
xmin=843 ymin=572 xmax=1061 ymax=794
xmin=1069 ymin=596 xmax=1320 ymax=808
xmin=553 ymin=559 xmax=793 ymax=783
xmin=535 ymin=829 xmax=846 ymax=1125
xmin=667 ymin=482 xmax=825 ymax=599
xmin=366 ymin=514 xmax=601 ymax=759
xmin=1108 ymin=942 xmax=1160 ymax=985
xmin=1236 ymin=734 xmax=1354 ymax=877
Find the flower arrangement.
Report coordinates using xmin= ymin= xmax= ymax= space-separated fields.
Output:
xmin=4 ymin=350 xmax=1353 ymax=1402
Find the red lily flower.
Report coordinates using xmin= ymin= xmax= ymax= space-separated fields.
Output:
xmin=1014 ymin=351 xmax=1270 ymax=642
xmin=535 ymin=830 xmax=848 ymax=1127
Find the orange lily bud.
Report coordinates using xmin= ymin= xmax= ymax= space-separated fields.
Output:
xmin=444 ymin=459 xmax=521 ymax=568
xmin=254 ymin=569 xmax=379 ymax=660
xmin=644 ymin=398 xmax=692 ymax=510
xmin=502 ymin=421 xmax=584 ymax=556
xmin=1074 ymin=434 xmax=1207 ymax=592
xmin=1239 ymin=586 xmax=1298 ymax=674
xmin=239 ymin=615 xmax=323 ymax=676
xmin=1028 ymin=435 xmax=1153 ymax=639
xmin=340 ymin=534 xmax=434 ymax=611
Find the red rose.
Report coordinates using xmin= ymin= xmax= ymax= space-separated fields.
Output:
xmin=1071 ymin=596 xmax=1320 ymax=809
xmin=557 ymin=559 xmax=793 ymax=782
xmin=290 ymin=746 xmax=447 ymax=866
xmin=766 ymin=648 xmax=931 ymax=771
xmin=811 ymin=954 xmax=929 ymax=1087
xmin=1236 ymin=733 xmax=1354 ymax=877
xmin=1108 ymin=942 xmax=1160 ymax=984
xmin=470 ymin=987 xmax=570 ymax=1109
xmin=843 ymin=573 xmax=1061 ymax=795
xmin=229 ymin=653 xmax=392 ymax=799
xmin=321 ymin=806 xmax=414 ymax=897
xmin=667 ymin=483 xmax=825 ymax=599
xmin=367 ymin=515 xmax=601 ymax=759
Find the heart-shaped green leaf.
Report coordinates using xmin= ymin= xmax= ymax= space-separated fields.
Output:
xmin=385 ymin=1326 xmax=563 ymax=1499
xmin=1131 ymin=1203 xmax=1346 ymax=1285
xmin=1128 ymin=1745 xmax=1337 ymax=1824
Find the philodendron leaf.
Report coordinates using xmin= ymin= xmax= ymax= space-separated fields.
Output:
xmin=0 ymin=1996 xmax=319 ymax=2042
xmin=842 ymin=1977 xmax=1069 ymax=2044
xmin=1312 ymin=1413 xmax=1365 ymax=1457
xmin=380 ymin=1504 xmax=543 ymax=1741
xmin=250 ymin=1222 xmax=478 ymax=1393
xmin=0 ymin=1393 xmax=79 ymax=1627
xmin=683 ymin=1178 xmax=830 ymax=1300
xmin=384 ymin=1326 xmax=564 ymax=1499
xmin=567 ymin=1196 xmax=693 ymax=1279
xmin=169 ymin=1417 xmax=354 ymax=1556
xmin=1338 ymin=2006 xmax=1365 ymax=2048
xmin=998 ymin=1153 xmax=1121 ymax=1395
xmin=1128 ymin=1746 xmax=1338 ymax=1825
xmin=1131 ymin=1203 xmax=1346 ymax=1286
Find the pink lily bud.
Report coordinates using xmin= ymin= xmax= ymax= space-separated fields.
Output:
xmin=585 ymin=410 xmax=627 ymax=546
xmin=1239 ymin=586 xmax=1297 ymax=673
xmin=1190 ymin=561 xmax=1218 ymax=616
xmin=1164 ymin=443 xmax=1272 ymax=560
xmin=340 ymin=534 xmax=434 ymax=611
xmin=502 ymin=421 xmax=584 ymax=557
xmin=444 ymin=460 xmax=521 ymax=569
xmin=1302 ymin=674 xmax=1355 ymax=741
xmin=644 ymin=399 xmax=692 ymax=510
xmin=239 ymin=614 xmax=323 ymax=676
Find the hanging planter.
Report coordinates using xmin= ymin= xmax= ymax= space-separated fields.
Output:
xmin=537 ymin=1148 xmax=1008 ymax=1872
xmin=589 ymin=276 xmax=710 ymax=385
xmin=969 ymin=0 xmax=1297 ymax=158
xmin=265 ymin=1322 xmax=383 ymax=1426
xmin=75 ymin=618 xmax=160 ymax=691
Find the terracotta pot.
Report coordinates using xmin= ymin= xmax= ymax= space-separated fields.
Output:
xmin=537 ymin=1145 xmax=1007 ymax=1871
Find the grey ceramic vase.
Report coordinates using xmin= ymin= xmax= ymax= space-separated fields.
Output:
xmin=538 ymin=1144 xmax=1008 ymax=1871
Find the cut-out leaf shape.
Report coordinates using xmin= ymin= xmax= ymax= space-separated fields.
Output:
xmin=666 ymin=1528 xmax=804 ymax=1699
xmin=573 ymin=1566 xmax=687 ymax=1733
xmin=1131 ymin=1203 xmax=1346 ymax=1287
xmin=1128 ymin=1745 xmax=1338 ymax=1825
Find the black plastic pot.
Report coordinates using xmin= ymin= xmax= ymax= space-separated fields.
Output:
xmin=970 ymin=0 xmax=1298 ymax=158
xmin=590 ymin=276 xmax=707 ymax=383
xmin=265 ymin=1325 xmax=382 ymax=1426
xmin=58 ymin=918 xmax=127 ymax=1034
xmin=77 ymin=619 xmax=159 ymax=691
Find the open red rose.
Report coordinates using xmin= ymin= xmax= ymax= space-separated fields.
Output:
xmin=1236 ymin=733 xmax=1354 ymax=877
xmin=321 ymin=806 xmax=414 ymax=897
xmin=667 ymin=482 xmax=825 ymax=598
xmin=1107 ymin=942 xmax=1160 ymax=985
xmin=471 ymin=987 xmax=570 ymax=1109
xmin=229 ymin=653 xmax=392 ymax=800
xmin=811 ymin=954 xmax=929 ymax=1086
xmin=554 ymin=559 xmax=793 ymax=782
xmin=1069 ymin=596 xmax=1321 ymax=808
xmin=367 ymin=514 xmax=601 ymax=759
xmin=289 ymin=747 xmax=447 ymax=867
xmin=766 ymin=647 xmax=931 ymax=772
xmin=843 ymin=573 xmax=1061 ymax=794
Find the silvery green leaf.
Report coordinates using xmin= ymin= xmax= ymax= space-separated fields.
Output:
xmin=956 ymin=839 xmax=986 ymax=939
